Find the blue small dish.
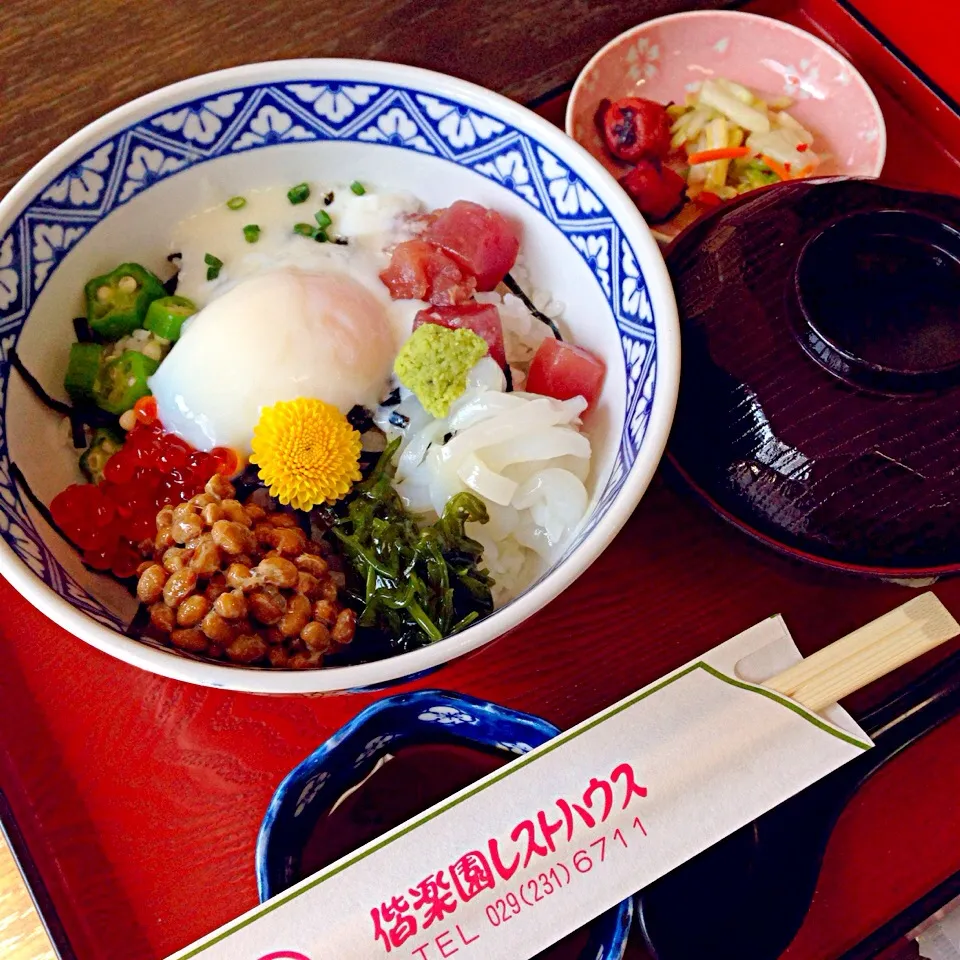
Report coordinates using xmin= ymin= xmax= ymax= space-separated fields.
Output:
xmin=256 ymin=689 xmax=633 ymax=960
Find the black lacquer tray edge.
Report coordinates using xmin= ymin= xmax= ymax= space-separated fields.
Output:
xmin=0 ymin=787 xmax=73 ymax=959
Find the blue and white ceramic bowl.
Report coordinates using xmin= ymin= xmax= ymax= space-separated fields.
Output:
xmin=257 ymin=689 xmax=633 ymax=959
xmin=0 ymin=60 xmax=679 ymax=693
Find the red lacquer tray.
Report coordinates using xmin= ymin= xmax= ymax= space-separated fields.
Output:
xmin=2 ymin=2 xmax=960 ymax=959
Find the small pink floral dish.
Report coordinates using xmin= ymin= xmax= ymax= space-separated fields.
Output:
xmin=567 ymin=10 xmax=886 ymax=242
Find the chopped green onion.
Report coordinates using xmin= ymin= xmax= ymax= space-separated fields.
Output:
xmin=293 ymin=223 xmax=316 ymax=238
xmin=287 ymin=183 xmax=310 ymax=204
xmin=226 ymin=196 xmax=246 ymax=210
xmin=203 ymin=253 xmax=223 ymax=281
xmin=314 ymin=209 xmax=332 ymax=229
xmin=350 ymin=180 xmax=366 ymax=196
xmin=243 ymin=224 xmax=261 ymax=243
xmin=314 ymin=231 xmax=328 ymax=243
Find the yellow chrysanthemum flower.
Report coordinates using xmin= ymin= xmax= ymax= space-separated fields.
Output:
xmin=250 ymin=398 xmax=362 ymax=510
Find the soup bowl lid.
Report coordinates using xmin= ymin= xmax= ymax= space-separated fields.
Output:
xmin=666 ymin=177 xmax=960 ymax=577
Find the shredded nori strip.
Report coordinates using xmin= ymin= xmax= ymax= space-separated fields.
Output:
xmin=72 ymin=316 xmax=93 ymax=343
xmin=503 ymin=363 xmax=513 ymax=392
xmin=69 ymin=414 xmax=86 ymax=449
xmin=502 ymin=273 xmax=562 ymax=340
xmin=231 ymin=463 xmax=268 ymax=503
xmin=162 ymin=271 xmax=179 ymax=296
xmin=380 ymin=387 xmax=402 ymax=407
xmin=10 ymin=349 xmax=116 ymax=428
xmin=125 ymin=603 xmax=152 ymax=641
xmin=324 ymin=191 xmax=335 ymax=206
xmin=358 ymin=446 xmax=385 ymax=472
xmin=9 ymin=349 xmax=73 ymax=416
xmin=333 ymin=237 xmax=349 ymax=245
xmin=167 ymin=252 xmax=182 ymax=263
xmin=293 ymin=506 xmax=314 ymax=539
xmin=388 ymin=411 xmax=409 ymax=429
xmin=72 ymin=403 xmax=117 ymax=429
xmin=347 ymin=405 xmax=374 ymax=434
xmin=322 ymin=623 xmax=405 ymax=664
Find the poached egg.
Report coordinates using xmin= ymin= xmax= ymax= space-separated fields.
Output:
xmin=150 ymin=184 xmax=424 ymax=453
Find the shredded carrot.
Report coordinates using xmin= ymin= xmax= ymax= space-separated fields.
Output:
xmin=758 ymin=153 xmax=791 ymax=181
xmin=687 ymin=146 xmax=751 ymax=165
xmin=795 ymin=164 xmax=815 ymax=178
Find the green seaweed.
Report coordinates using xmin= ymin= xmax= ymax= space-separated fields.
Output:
xmin=331 ymin=438 xmax=494 ymax=649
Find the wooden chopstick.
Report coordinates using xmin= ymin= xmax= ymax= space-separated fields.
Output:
xmin=765 ymin=593 xmax=960 ymax=713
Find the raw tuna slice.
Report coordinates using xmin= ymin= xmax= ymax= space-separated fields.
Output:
xmin=379 ymin=239 xmax=476 ymax=304
xmin=423 ymin=200 xmax=521 ymax=291
xmin=526 ymin=337 xmax=606 ymax=410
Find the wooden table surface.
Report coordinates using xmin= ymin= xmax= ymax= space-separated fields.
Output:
xmin=0 ymin=0 xmax=957 ymax=958
xmin=0 ymin=836 xmax=53 ymax=960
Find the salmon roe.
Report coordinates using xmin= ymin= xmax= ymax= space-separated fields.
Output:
xmin=50 ymin=420 xmax=237 ymax=579
xmin=133 ymin=394 xmax=158 ymax=425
